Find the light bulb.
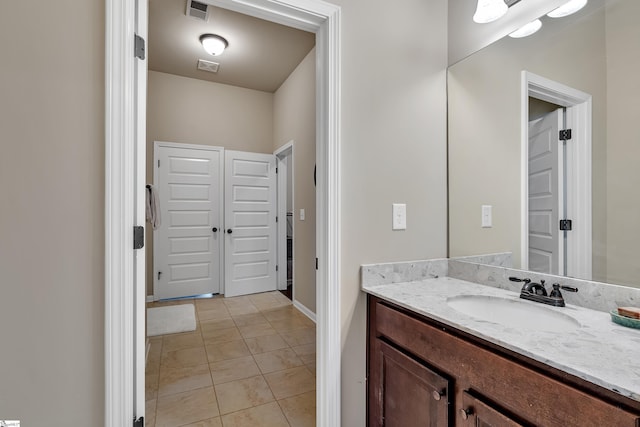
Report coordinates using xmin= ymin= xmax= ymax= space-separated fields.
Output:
xmin=200 ymin=34 xmax=228 ymax=56
xmin=509 ymin=19 xmax=542 ymax=38
xmin=547 ymin=0 xmax=588 ymax=18
xmin=473 ymin=0 xmax=509 ymax=24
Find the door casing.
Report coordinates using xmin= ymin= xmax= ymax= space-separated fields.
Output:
xmin=104 ymin=0 xmax=341 ymax=425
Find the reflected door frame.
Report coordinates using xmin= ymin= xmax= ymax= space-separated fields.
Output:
xmin=521 ymin=71 xmax=592 ymax=280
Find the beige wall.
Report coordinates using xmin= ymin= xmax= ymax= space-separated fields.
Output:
xmin=145 ymin=70 xmax=274 ymax=295
xmin=605 ymin=0 xmax=640 ymax=287
xmin=448 ymin=9 xmax=608 ymax=279
xmin=0 ymin=0 xmax=105 ymax=424
xmin=273 ymin=49 xmax=317 ymax=313
xmin=0 ymin=0 xmax=449 ymax=424
xmin=331 ymin=0 xmax=449 ymax=425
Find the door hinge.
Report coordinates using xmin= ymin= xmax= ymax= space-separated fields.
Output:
xmin=134 ymin=226 xmax=145 ymax=249
xmin=134 ymin=34 xmax=146 ymax=60
xmin=559 ymin=129 xmax=572 ymax=141
xmin=560 ymin=219 xmax=573 ymax=231
xmin=315 ymin=258 xmax=318 ymax=270
xmin=276 ymin=216 xmax=278 ymax=223
xmin=276 ymin=167 xmax=278 ymax=174
xmin=157 ymin=159 xmax=160 ymax=168
xmin=276 ymin=265 xmax=279 ymax=272
xmin=134 ymin=416 xmax=144 ymax=427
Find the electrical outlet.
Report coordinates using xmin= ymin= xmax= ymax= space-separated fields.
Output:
xmin=482 ymin=205 xmax=492 ymax=228
xmin=392 ymin=203 xmax=407 ymax=230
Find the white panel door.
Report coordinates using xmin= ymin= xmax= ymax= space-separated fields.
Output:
xmin=155 ymin=144 xmax=223 ymax=300
xmin=224 ymin=150 xmax=277 ymax=297
xmin=528 ymin=109 xmax=563 ymax=275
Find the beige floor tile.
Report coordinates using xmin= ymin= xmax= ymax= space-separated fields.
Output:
xmin=279 ymin=390 xmax=316 ymax=427
xmin=214 ymin=375 xmax=275 ymax=415
xmin=304 ymin=360 xmax=316 ymax=375
xmin=146 ymin=399 xmax=157 ymax=427
xmin=182 ymin=417 xmax=223 ymax=427
xmin=146 ymin=372 xmax=159 ymax=400
xmin=161 ymin=346 xmax=208 ymax=369
xmin=226 ymin=304 xmax=259 ymax=316
xmin=147 ymin=338 xmax=163 ymax=375
xmin=238 ymin=323 xmax=277 ymax=339
xmin=198 ymin=306 xmax=231 ymax=322
xmin=279 ymin=328 xmax=315 ymax=347
xmin=202 ymin=326 xmax=243 ymax=344
xmin=150 ymin=298 xmax=195 ymax=308
xmin=292 ymin=343 xmax=316 ymax=364
xmin=205 ymin=340 xmax=251 ymax=363
xmin=162 ymin=331 xmax=204 ymax=353
xmin=262 ymin=306 xmax=298 ymax=322
xmin=221 ymin=402 xmax=290 ymax=427
xmin=264 ymin=366 xmax=315 ymax=400
xmin=231 ymin=312 xmax=268 ymax=328
xmin=195 ymin=297 xmax=226 ymax=311
xmin=156 ymin=387 xmax=219 ymax=427
xmin=253 ymin=348 xmax=304 ymax=374
xmin=269 ymin=316 xmax=314 ymax=332
xmin=244 ymin=333 xmax=289 ymax=355
xmin=209 ymin=356 xmax=261 ymax=385
xmin=158 ymin=363 xmax=212 ymax=397
xmin=200 ymin=318 xmax=236 ymax=332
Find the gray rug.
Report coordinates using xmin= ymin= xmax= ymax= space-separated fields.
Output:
xmin=147 ymin=304 xmax=196 ymax=337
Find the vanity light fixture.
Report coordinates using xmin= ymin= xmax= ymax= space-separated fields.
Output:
xmin=508 ymin=18 xmax=542 ymax=38
xmin=473 ymin=0 xmax=509 ymax=24
xmin=547 ymin=0 xmax=588 ymax=18
xmin=200 ymin=34 xmax=228 ymax=56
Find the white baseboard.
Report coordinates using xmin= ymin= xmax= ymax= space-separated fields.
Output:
xmin=146 ymin=295 xmax=154 ymax=303
xmin=293 ymin=300 xmax=316 ymax=323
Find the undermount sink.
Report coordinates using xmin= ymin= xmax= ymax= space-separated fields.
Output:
xmin=446 ymin=295 xmax=581 ymax=332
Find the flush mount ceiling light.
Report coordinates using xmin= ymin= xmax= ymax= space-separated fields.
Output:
xmin=200 ymin=34 xmax=228 ymax=56
xmin=509 ymin=18 xmax=542 ymax=38
xmin=547 ymin=0 xmax=588 ymax=18
xmin=473 ymin=0 xmax=509 ymax=24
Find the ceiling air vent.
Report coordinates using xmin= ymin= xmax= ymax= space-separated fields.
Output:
xmin=197 ymin=59 xmax=220 ymax=73
xmin=186 ymin=0 xmax=210 ymax=21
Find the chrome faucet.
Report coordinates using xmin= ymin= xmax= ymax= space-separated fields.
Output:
xmin=509 ymin=277 xmax=578 ymax=307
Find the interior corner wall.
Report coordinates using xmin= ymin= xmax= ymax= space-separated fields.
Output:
xmin=145 ymin=70 xmax=274 ymax=296
xmin=0 ymin=0 xmax=105 ymax=423
xmin=329 ymin=0 xmax=449 ymax=425
xmin=273 ymin=48 xmax=317 ymax=314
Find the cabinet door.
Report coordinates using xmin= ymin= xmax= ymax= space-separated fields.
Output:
xmin=459 ymin=391 xmax=525 ymax=427
xmin=370 ymin=340 xmax=450 ymax=427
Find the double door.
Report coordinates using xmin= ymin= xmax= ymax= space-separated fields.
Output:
xmin=154 ymin=143 xmax=277 ymax=300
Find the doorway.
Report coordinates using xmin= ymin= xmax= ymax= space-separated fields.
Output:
xmin=104 ymin=0 xmax=341 ymax=425
xmin=275 ymin=142 xmax=295 ymax=300
xmin=521 ymin=71 xmax=592 ymax=280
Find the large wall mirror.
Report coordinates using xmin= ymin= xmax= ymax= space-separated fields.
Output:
xmin=448 ymin=0 xmax=640 ymax=288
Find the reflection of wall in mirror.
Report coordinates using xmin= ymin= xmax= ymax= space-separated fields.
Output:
xmin=448 ymin=0 xmax=640 ymax=288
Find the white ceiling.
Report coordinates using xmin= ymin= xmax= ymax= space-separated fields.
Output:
xmin=148 ymin=0 xmax=316 ymax=93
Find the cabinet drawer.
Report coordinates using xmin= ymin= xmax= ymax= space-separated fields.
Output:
xmin=374 ymin=301 xmax=640 ymax=427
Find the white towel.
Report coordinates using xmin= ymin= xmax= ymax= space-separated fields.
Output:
xmin=146 ymin=184 xmax=161 ymax=230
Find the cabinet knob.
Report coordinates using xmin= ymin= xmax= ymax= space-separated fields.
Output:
xmin=227 ymin=229 xmax=233 ymax=234
xmin=212 ymin=227 xmax=218 ymax=233
xmin=459 ymin=408 xmax=473 ymax=421
xmin=432 ymin=389 xmax=446 ymax=401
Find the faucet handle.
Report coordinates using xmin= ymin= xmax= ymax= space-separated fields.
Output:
xmin=509 ymin=276 xmax=531 ymax=284
xmin=550 ymin=283 xmax=579 ymax=299
xmin=560 ymin=285 xmax=578 ymax=293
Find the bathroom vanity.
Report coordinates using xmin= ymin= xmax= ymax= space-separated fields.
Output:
xmin=363 ymin=260 xmax=640 ymax=426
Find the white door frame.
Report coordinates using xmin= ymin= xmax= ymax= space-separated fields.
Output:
xmin=105 ymin=0 xmax=341 ymax=426
xmin=521 ymin=71 xmax=592 ymax=279
xmin=275 ymin=141 xmax=294 ymax=294
xmin=153 ymin=141 xmax=225 ymax=300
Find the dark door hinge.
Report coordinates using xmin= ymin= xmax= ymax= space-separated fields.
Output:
xmin=276 ymin=265 xmax=279 ymax=272
xmin=315 ymin=258 xmax=318 ymax=270
xmin=559 ymin=129 xmax=572 ymax=141
xmin=134 ymin=226 xmax=145 ymax=249
xmin=134 ymin=34 xmax=146 ymax=60
xmin=276 ymin=167 xmax=278 ymax=174
xmin=134 ymin=416 xmax=144 ymax=427
xmin=560 ymin=219 xmax=573 ymax=231
xmin=276 ymin=216 xmax=278 ymax=223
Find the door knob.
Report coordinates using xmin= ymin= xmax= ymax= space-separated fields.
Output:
xmin=432 ymin=389 xmax=446 ymax=401
xmin=459 ymin=408 xmax=473 ymax=421
xmin=227 ymin=229 xmax=233 ymax=234
xmin=212 ymin=227 xmax=218 ymax=233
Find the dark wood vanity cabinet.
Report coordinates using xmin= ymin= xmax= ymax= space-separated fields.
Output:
xmin=367 ymin=296 xmax=640 ymax=427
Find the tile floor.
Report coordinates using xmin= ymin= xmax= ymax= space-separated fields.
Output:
xmin=145 ymin=291 xmax=316 ymax=427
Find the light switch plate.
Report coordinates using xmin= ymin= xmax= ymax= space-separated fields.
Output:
xmin=482 ymin=205 xmax=492 ymax=228
xmin=392 ymin=203 xmax=407 ymax=230
xmin=300 ymin=208 xmax=305 ymax=221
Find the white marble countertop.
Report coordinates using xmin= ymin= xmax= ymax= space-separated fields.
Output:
xmin=363 ymin=276 xmax=640 ymax=402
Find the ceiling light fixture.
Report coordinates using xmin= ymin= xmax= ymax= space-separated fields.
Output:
xmin=473 ymin=0 xmax=509 ymax=24
xmin=547 ymin=0 xmax=588 ymax=18
xmin=200 ymin=34 xmax=228 ymax=56
xmin=508 ymin=19 xmax=542 ymax=38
